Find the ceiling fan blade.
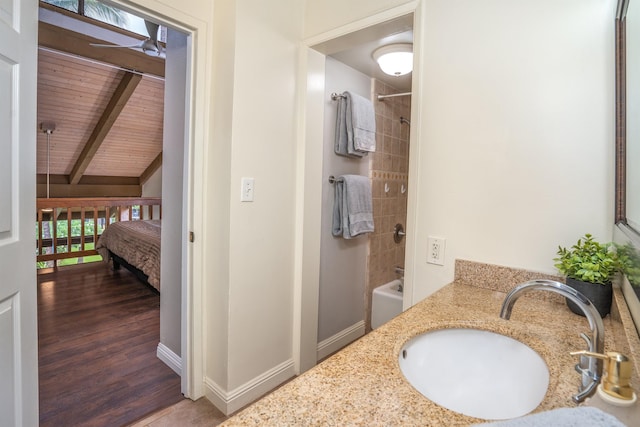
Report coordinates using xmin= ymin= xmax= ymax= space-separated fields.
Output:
xmin=90 ymin=42 xmax=143 ymax=48
xmin=144 ymin=20 xmax=160 ymax=43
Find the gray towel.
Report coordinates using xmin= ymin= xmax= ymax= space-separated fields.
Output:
xmin=334 ymin=92 xmax=375 ymax=157
xmin=332 ymin=175 xmax=374 ymax=239
xmin=346 ymin=91 xmax=376 ymax=153
xmin=472 ymin=407 xmax=627 ymax=427
xmin=335 ymin=94 xmax=364 ymax=158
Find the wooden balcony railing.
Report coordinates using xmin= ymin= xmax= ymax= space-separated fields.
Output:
xmin=36 ymin=197 xmax=161 ymax=267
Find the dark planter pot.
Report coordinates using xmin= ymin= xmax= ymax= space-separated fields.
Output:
xmin=564 ymin=277 xmax=612 ymax=318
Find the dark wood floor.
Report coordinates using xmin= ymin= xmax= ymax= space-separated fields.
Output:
xmin=38 ymin=262 xmax=183 ymax=427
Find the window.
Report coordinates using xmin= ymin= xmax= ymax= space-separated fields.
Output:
xmin=41 ymin=0 xmax=165 ymax=41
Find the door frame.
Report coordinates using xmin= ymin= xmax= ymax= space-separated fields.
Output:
xmin=294 ymin=1 xmax=422 ymax=373
xmin=105 ymin=0 xmax=209 ymax=398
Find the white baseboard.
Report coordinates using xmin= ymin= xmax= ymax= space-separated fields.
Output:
xmin=204 ymin=359 xmax=296 ymax=416
xmin=316 ymin=320 xmax=365 ymax=361
xmin=157 ymin=342 xmax=182 ymax=376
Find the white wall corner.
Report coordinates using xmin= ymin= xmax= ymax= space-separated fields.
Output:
xmin=203 ymin=359 xmax=296 ymax=416
xmin=157 ymin=342 xmax=182 ymax=376
xmin=316 ymin=321 xmax=365 ymax=361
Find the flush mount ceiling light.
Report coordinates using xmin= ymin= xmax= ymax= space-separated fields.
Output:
xmin=372 ymin=43 xmax=413 ymax=76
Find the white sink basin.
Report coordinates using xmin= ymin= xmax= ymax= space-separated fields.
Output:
xmin=398 ymin=328 xmax=549 ymax=420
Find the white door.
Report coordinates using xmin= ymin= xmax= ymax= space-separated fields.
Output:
xmin=0 ymin=0 xmax=39 ymax=425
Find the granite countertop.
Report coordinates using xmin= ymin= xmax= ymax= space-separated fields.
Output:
xmin=222 ymin=276 xmax=640 ymax=426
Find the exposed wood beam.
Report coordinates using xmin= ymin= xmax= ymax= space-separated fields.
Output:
xmin=37 ymin=183 xmax=141 ymax=198
xmin=37 ymin=174 xmax=69 ymax=185
xmin=37 ymin=175 xmax=142 ymax=197
xmin=38 ymin=21 xmax=165 ymax=78
xmin=37 ymin=174 xmax=140 ymax=186
xmin=68 ymin=71 xmax=142 ymax=185
xmin=139 ymin=152 xmax=163 ymax=185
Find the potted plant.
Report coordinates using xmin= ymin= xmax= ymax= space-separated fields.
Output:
xmin=554 ymin=233 xmax=618 ymax=317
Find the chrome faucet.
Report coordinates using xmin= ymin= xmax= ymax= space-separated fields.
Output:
xmin=500 ymin=279 xmax=605 ymax=403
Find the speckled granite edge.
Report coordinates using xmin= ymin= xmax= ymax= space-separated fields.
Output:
xmin=455 ymin=259 xmax=566 ymax=304
xmin=454 ymin=259 xmax=564 ymax=291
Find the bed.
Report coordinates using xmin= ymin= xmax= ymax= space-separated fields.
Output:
xmin=96 ymin=219 xmax=161 ymax=291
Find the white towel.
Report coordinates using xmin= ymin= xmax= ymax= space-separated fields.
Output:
xmin=334 ymin=92 xmax=376 ymax=157
xmin=332 ymin=175 xmax=374 ymax=239
xmin=472 ymin=407 xmax=626 ymax=427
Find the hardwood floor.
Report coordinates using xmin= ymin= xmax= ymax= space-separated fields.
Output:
xmin=38 ymin=262 xmax=183 ymax=427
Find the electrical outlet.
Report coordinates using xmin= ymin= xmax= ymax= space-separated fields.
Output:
xmin=427 ymin=237 xmax=445 ymax=265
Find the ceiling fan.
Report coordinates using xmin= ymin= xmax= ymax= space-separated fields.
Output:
xmin=90 ymin=20 xmax=164 ymax=58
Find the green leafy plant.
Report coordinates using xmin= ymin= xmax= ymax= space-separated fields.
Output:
xmin=554 ymin=233 xmax=618 ymax=285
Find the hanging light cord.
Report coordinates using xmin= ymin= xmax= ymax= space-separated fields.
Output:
xmin=45 ymin=129 xmax=52 ymax=199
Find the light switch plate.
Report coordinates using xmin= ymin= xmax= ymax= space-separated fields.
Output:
xmin=241 ymin=177 xmax=254 ymax=202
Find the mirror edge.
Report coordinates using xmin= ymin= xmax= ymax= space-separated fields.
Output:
xmin=616 ymin=0 xmax=628 ymax=223
xmin=615 ymin=0 xmax=640 ymax=335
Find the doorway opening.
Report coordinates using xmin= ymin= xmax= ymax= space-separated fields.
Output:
xmin=36 ymin=1 xmax=193 ymax=424
xmin=307 ymin=12 xmax=415 ymax=362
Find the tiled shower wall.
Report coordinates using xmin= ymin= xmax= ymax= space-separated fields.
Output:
xmin=366 ymin=79 xmax=411 ymax=331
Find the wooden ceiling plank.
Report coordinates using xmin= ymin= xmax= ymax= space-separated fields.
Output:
xmin=68 ymin=71 xmax=143 ymax=185
xmin=37 ymin=32 xmax=165 ymax=181
xmin=139 ymin=152 xmax=163 ymax=185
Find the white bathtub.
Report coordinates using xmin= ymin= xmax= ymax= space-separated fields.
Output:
xmin=371 ymin=279 xmax=403 ymax=329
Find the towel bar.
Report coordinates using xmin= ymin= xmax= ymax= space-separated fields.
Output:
xmin=331 ymin=92 xmax=346 ymax=101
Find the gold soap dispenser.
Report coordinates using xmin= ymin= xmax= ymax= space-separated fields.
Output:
xmin=571 ymin=350 xmax=638 ymax=425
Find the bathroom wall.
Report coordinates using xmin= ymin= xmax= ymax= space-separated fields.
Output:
xmin=316 ymin=57 xmax=371 ymax=357
xmin=366 ymin=79 xmax=410 ymax=330
xmin=407 ymin=0 xmax=616 ymax=304
xmin=204 ymin=0 xmax=305 ymax=413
